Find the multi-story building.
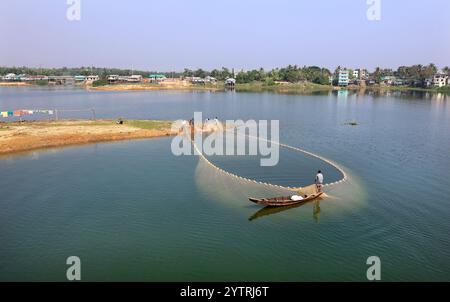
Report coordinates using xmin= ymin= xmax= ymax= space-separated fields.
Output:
xmin=433 ymin=74 xmax=449 ymax=87
xmin=358 ymin=69 xmax=368 ymax=80
xmin=337 ymin=69 xmax=349 ymax=86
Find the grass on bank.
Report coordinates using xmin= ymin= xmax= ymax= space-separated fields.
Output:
xmin=0 ymin=119 xmax=173 ymax=130
xmin=21 ymin=77 xmax=450 ymax=95
xmin=436 ymin=86 xmax=450 ymax=94
xmin=125 ymin=120 xmax=172 ymax=130
xmin=92 ymin=79 xmax=109 ymax=87
xmin=235 ymin=81 xmax=333 ymax=93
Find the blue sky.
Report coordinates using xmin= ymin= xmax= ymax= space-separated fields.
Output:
xmin=1 ymin=0 xmax=449 ymax=71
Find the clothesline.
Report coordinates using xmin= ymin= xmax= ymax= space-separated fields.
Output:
xmin=1 ymin=108 xmax=96 ymax=120
xmin=1 ymin=109 xmax=54 ymax=118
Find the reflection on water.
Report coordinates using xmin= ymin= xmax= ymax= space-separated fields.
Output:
xmin=313 ymin=200 xmax=321 ymax=222
xmin=329 ymin=89 xmax=450 ymax=102
xmin=337 ymin=90 xmax=349 ymax=100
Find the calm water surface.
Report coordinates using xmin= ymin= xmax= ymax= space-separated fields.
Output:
xmin=0 ymin=87 xmax=449 ymax=281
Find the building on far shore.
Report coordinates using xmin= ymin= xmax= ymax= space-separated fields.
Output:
xmin=205 ymin=76 xmax=217 ymax=83
xmin=393 ymin=79 xmax=405 ymax=86
xmin=337 ymin=69 xmax=349 ymax=86
xmin=185 ymin=76 xmax=217 ymax=84
xmin=380 ymin=76 xmax=396 ymax=86
xmin=433 ymin=73 xmax=449 ymax=87
xmin=126 ymin=75 xmax=143 ymax=83
xmin=74 ymin=75 xmax=86 ymax=82
xmin=149 ymin=74 xmax=167 ymax=83
xmin=186 ymin=77 xmax=206 ymax=84
xmin=47 ymin=76 xmax=74 ymax=85
xmin=86 ymin=75 xmax=99 ymax=82
xmin=108 ymin=75 xmax=119 ymax=84
xmin=2 ymin=73 xmax=17 ymax=81
xmin=225 ymin=78 xmax=236 ymax=87
xmin=75 ymin=75 xmax=99 ymax=83
xmin=23 ymin=75 xmax=48 ymax=81
xmin=358 ymin=69 xmax=368 ymax=80
xmin=107 ymin=75 xmax=142 ymax=84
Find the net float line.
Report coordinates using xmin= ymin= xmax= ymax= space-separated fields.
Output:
xmin=190 ymin=128 xmax=348 ymax=192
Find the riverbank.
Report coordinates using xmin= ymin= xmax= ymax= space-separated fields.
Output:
xmin=89 ymin=81 xmax=222 ymax=92
xmin=2 ymin=80 xmax=449 ymax=95
xmin=0 ymin=119 xmax=175 ymax=155
xmin=87 ymin=81 xmax=334 ymax=93
xmin=0 ymin=82 xmax=30 ymax=87
xmin=88 ymin=81 xmax=450 ymax=95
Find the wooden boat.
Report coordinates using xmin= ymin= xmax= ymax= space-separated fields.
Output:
xmin=248 ymin=192 xmax=323 ymax=207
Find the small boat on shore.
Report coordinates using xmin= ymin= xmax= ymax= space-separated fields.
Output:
xmin=249 ymin=192 xmax=323 ymax=207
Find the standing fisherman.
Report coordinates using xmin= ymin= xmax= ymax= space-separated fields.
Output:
xmin=315 ymin=170 xmax=324 ymax=193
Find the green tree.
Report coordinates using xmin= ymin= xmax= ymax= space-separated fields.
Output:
xmin=193 ymin=68 xmax=207 ymax=78
xmin=182 ymin=68 xmax=193 ymax=77
xmin=312 ymin=74 xmax=330 ymax=85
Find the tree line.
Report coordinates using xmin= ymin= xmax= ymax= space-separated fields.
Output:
xmin=1 ymin=64 xmax=449 ymax=87
xmin=370 ymin=64 xmax=445 ymax=83
xmin=0 ymin=66 xmax=158 ymax=78
xmin=181 ymin=66 xmax=331 ymax=85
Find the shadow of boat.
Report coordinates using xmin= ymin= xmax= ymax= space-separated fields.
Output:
xmin=248 ymin=199 xmax=322 ymax=222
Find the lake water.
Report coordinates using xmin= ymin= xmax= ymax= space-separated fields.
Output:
xmin=0 ymin=87 xmax=449 ymax=281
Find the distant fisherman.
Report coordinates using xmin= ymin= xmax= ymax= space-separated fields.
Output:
xmin=315 ymin=170 xmax=324 ymax=193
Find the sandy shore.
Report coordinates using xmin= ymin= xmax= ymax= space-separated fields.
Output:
xmin=0 ymin=119 xmax=175 ymax=155
xmin=88 ymin=81 xmax=221 ymax=92
xmin=0 ymin=82 xmax=30 ymax=87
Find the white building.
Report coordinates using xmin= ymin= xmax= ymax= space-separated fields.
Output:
xmin=337 ymin=69 xmax=349 ymax=86
xmin=187 ymin=77 xmax=204 ymax=83
xmin=225 ymin=78 xmax=236 ymax=86
xmin=74 ymin=75 xmax=86 ymax=81
xmin=2 ymin=73 xmax=16 ymax=81
xmin=127 ymin=75 xmax=143 ymax=82
xmin=433 ymin=74 xmax=449 ymax=87
xmin=108 ymin=75 xmax=119 ymax=83
xmin=205 ymin=76 xmax=217 ymax=83
xmin=86 ymin=75 xmax=99 ymax=82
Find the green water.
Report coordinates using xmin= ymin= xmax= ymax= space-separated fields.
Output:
xmin=0 ymin=87 xmax=449 ymax=281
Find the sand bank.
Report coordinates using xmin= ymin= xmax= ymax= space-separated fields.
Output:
xmin=88 ymin=80 xmax=221 ymax=92
xmin=0 ymin=119 xmax=175 ymax=155
xmin=0 ymin=82 xmax=30 ymax=87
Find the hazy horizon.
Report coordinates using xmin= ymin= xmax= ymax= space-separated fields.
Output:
xmin=1 ymin=0 xmax=450 ymax=71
